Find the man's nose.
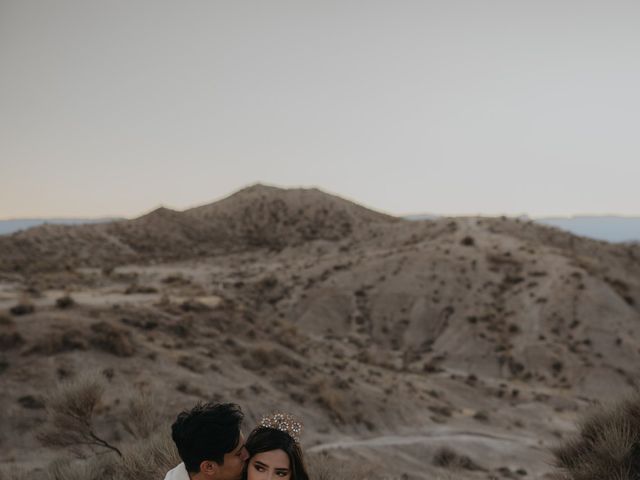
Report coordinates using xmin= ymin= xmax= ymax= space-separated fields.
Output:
xmin=241 ymin=447 xmax=249 ymax=461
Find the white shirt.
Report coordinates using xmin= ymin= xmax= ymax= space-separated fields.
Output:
xmin=163 ymin=463 xmax=190 ymax=480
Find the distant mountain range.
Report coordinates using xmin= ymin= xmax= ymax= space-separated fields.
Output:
xmin=534 ymin=216 xmax=640 ymax=243
xmin=406 ymin=214 xmax=640 ymax=243
xmin=1 ymin=213 xmax=639 ymax=243
xmin=0 ymin=217 xmax=121 ymax=235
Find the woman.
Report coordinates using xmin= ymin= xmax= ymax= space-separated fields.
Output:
xmin=244 ymin=413 xmax=310 ymax=480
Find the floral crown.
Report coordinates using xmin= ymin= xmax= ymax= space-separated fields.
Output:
xmin=259 ymin=412 xmax=303 ymax=443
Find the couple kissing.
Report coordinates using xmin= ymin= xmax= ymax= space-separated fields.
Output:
xmin=164 ymin=402 xmax=309 ymax=480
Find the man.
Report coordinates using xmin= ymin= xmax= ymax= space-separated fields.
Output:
xmin=164 ymin=402 xmax=249 ymax=480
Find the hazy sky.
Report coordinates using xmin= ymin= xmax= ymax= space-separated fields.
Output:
xmin=1 ymin=0 xmax=639 ymax=219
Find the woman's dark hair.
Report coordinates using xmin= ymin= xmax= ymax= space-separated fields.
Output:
xmin=243 ymin=427 xmax=310 ymax=480
xmin=171 ymin=402 xmax=244 ymax=473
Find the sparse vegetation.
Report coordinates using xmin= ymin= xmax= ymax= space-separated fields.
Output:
xmin=0 ymin=357 xmax=9 ymax=374
xmin=125 ymin=284 xmax=158 ymax=295
xmin=18 ymin=395 xmax=44 ymax=409
xmin=473 ymin=410 xmax=490 ymax=422
xmin=0 ymin=467 xmax=29 ymax=480
xmin=55 ymin=294 xmax=75 ymax=309
xmin=241 ymin=344 xmax=301 ymax=371
xmin=179 ymin=298 xmax=210 ymax=312
xmin=35 ymin=374 xmax=178 ymax=480
xmin=89 ymin=322 xmax=135 ymax=356
xmin=46 ymin=455 xmax=117 ymax=480
xmin=432 ymin=446 xmax=483 ymax=471
xmin=552 ymin=393 xmax=640 ymax=480
xmin=0 ymin=331 xmax=24 ymax=350
xmin=310 ymin=376 xmax=346 ymax=423
xmin=25 ymin=328 xmax=87 ymax=355
xmin=461 ymin=236 xmax=475 ymax=246
xmin=177 ymin=354 xmax=205 ymax=373
xmin=9 ymin=300 xmax=34 ymax=316
xmin=38 ymin=374 xmax=123 ymax=457
xmin=118 ymin=431 xmax=181 ymax=480
xmin=306 ymin=452 xmax=375 ymax=480
xmin=162 ymin=274 xmax=190 ymax=285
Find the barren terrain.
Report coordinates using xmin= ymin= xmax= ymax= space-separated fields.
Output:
xmin=1 ymin=185 xmax=639 ymax=479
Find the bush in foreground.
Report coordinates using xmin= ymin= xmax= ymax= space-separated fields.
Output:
xmin=37 ymin=374 xmax=179 ymax=480
xmin=38 ymin=375 xmax=121 ymax=457
xmin=552 ymin=393 xmax=640 ymax=480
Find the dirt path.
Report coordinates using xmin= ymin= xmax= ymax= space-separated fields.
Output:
xmin=308 ymin=426 xmax=553 ymax=479
xmin=309 ymin=426 xmax=544 ymax=452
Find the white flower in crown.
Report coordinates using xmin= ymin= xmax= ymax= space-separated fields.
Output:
xmin=259 ymin=412 xmax=303 ymax=442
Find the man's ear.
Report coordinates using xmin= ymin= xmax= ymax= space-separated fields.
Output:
xmin=199 ymin=460 xmax=219 ymax=477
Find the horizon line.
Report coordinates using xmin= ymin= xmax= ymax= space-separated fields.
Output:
xmin=3 ymin=212 xmax=640 ymax=222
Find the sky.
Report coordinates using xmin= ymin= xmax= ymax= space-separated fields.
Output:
xmin=1 ymin=0 xmax=639 ymax=219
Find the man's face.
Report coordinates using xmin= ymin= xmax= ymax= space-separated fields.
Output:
xmin=215 ymin=433 xmax=249 ymax=480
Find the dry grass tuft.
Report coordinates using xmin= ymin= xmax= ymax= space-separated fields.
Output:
xmin=308 ymin=377 xmax=347 ymax=423
xmin=55 ymin=295 xmax=75 ymax=309
xmin=121 ymin=390 xmax=163 ymax=440
xmin=118 ymin=430 xmax=180 ymax=480
xmin=552 ymin=392 xmax=640 ymax=480
xmin=38 ymin=374 xmax=122 ymax=457
xmin=0 ymin=331 xmax=24 ymax=350
xmin=46 ymin=455 xmax=118 ymax=480
xmin=25 ymin=328 xmax=87 ymax=355
xmin=0 ymin=357 xmax=8 ymax=375
xmin=39 ymin=435 xmax=177 ymax=480
xmin=432 ymin=446 xmax=483 ymax=471
xmin=9 ymin=300 xmax=34 ymax=316
xmin=0 ymin=467 xmax=29 ymax=480
xmin=33 ymin=375 xmax=179 ymax=480
xmin=89 ymin=322 xmax=135 ymax=357
xmin=306 ymin=452 xmax=376 ymax=480
xmin=241 ymin=344 xmax=301 ymax=371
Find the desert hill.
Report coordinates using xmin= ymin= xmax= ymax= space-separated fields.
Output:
xmin=186 ymin=184 xmax=398 ymax=245
xmin=0 ymin=184 xmax=397 ymax=273
xmin=1 ymin=186 xmax=640 ymax=479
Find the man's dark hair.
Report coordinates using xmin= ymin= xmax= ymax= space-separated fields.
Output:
xmin=171 ymin=402 xmax=244 ymax=473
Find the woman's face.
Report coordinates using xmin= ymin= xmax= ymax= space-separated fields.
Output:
xmin=247 ymin=449 xmax=291 ymax=480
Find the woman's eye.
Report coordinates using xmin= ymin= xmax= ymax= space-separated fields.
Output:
xmin=276 ymin=472 xmax=288 ymax=477
xmin=253 ymin=465 xmax=265 ymax=472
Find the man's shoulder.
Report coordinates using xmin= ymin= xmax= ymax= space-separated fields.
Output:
xmin=163 ymin=462 xmax=189 ymax=480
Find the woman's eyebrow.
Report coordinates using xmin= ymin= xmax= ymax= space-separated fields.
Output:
xmin=254 ymin=461 xmax=269 ymax=468
xmin=274 ymin=468 xmax=290 ymax=472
